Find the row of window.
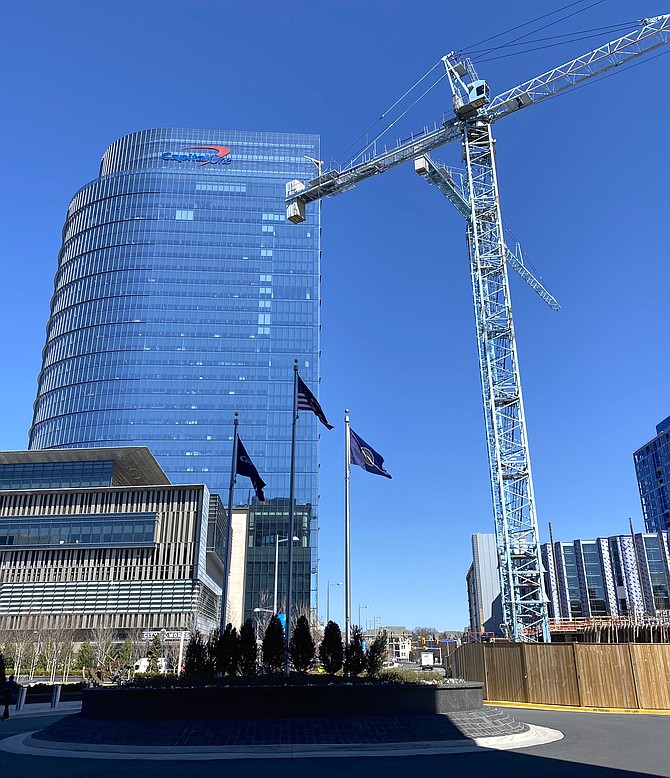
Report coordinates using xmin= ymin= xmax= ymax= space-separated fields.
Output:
xmin=56 ymin=250 xmax=315 ymax=290
xmin=48 ymin=296 xmax=316 ymax=340
xmin=68 ymin=175 xmax=317 ymax=230
xmin=0 ymin=460 xmax=114 ymax=490
xmin=60 ymin=223 xmax=314 ymax=269
xmin=34 ymin=351 xmax=311 ymax=395
xmin=0 ymin=515 xmax=156 ymax=549
xmin=41 ymin=325 xmax=317 ymax=369
xmin=55 ymin=246 xmax=316 ymax=291
xmin=33 ymin=391 xmax=324 ymax=423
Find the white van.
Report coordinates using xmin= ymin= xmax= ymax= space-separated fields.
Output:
xmin=134 ymin=657 xmax=168 ymax=673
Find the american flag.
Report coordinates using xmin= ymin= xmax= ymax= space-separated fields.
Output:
xmin=297 ymin=375 xmax=334 ymax=430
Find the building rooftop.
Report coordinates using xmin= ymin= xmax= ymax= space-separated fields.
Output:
xmin=0 ymin=447 xmax=171 ymax=487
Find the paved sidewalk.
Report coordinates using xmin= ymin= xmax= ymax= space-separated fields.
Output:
xmin=34 ymin=707 xmax=528 ymax=746
xmin=1 ymin=701 xmax=82 ymax=720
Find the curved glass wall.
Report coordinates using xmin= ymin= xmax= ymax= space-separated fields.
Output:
xmin=28 ymin=128 xmax=321 ymax=618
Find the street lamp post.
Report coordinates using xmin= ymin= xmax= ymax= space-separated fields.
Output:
xmin=327 ymin=581 xmax=343 ymax=623
xmin=253 ymin=607 xmax=275 ymax=642
xmin=274 ymin=535 xmax=299 ymax=615
xmin=358 ymin=604 xmax=369 ymax=629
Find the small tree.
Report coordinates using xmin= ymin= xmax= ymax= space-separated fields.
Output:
xmin=77 ymin=640 xmax=95 ymax=670
xmin=205 ymin=630 xmax=218 ymax=675
xmin=319 ymin=621 xmax=344 ymax=675
xmin=0 ymin=651 xmax=6 ymax=684
xmin=262 ymin=615 xmax=285 ymax=674
xmin=238 ymin=619 xmax=258 ymax=676
xmin=344 ymin=625 xmax=367 ymax=677
xmin=183 ymin=630 xmax=208 ymax=676
xmin=146 ymin=634 xmax=163 ymax=673
xmin=216 ymin=623 xmax=240 ymax=676
xmin=290 ymin=615 xmax=315 ymax=673
xmin=91 ymin=626 xmax=115 ymax=668
xmin=118 ymin=639 xmax=134 ymax=668
xmin=366 ymin=630 xmax=388 ymax=678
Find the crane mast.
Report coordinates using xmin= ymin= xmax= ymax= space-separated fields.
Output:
xmin=462 ymin=120 xmax=547 ymax=640
xmin=286 ymin=15 xmax=670 ymax=641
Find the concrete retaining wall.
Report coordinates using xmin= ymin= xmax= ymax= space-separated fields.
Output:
xmin=82 ymin=682 xmax=484 ymax=720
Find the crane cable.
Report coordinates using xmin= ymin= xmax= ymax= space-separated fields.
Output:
xmin=467 ymin=22 xmax=638 ymax=58
xmin=334 ymin=60 xmax=444 ymax=169
xmin=342 ymin=72 xmax=450 ymax=170
xmin=335 ymin=0 xmax=606 ymax=167
xmin=333 ymin=1 xmax=638 ymax=173
xmin=477 ymin=24 xmax=642 ymax=64
xmin=459 ymin=0 xmax=607 ymax=55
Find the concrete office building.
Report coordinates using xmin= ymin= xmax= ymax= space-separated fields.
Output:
xmin=27 ymin=129 xmax=322 ymax=621
xmin=0 ymin=448 xmax=248 ymax=635
xmin=465 ymin=533 xmax=503 ymax=636
xmin=634 ymin=416 xmax=670 ymax=532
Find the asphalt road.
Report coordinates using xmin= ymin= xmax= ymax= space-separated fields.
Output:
xmin=0 ymin=706 xmax=668 ymax=777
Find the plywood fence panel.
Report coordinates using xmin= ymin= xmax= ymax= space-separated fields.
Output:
xmin=452 ymin=644 xmax=486 ymax=694
xmin=629 ymin=644 xmax=670 ymax=710
xmin=523 ymin=643 xmax=580 ymax=706
xmin=574 ymin=644 xmax=638 ymax=709
xmin=484 ymin=643 xmax=527 ymax=702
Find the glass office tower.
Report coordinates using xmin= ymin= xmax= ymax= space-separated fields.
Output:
xmin=634 ymin=416 xmax=670 ymax=532
xmin=28 ymin=128 xmax=321 ymax=621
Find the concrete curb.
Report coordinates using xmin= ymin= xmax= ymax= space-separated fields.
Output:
xmin=0 ymin=725 xmax=563 ymax=760
xmin=486 ymin=700 xmax=670 ymax=716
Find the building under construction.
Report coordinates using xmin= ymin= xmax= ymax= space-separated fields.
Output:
xmin=542 ymin=532 xmax=670 ymax=623
xmin=467 ymin=530 xmax=670 ymax=642
xmin=548 ymin=616 xmax=670 ymax=644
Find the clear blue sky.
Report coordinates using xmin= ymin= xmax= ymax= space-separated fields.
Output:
xmin=2 ymin=1 xmax=669 ymax=631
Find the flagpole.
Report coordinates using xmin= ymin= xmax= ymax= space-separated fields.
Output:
xmin=221 ymin=413 xmax=239 ymax=633
xmin=344 ymin=409 xmax=352 ymax=644
xmin=284 ymin=359 xmax=299 ymax=676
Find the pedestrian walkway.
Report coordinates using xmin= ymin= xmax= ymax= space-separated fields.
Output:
xmin=1 ymin=700 xmax=82 ymax=720
xmin=0 ymin=706 xmax=563 ymax=760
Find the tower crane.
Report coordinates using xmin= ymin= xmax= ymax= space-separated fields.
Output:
xmin=286 ymin=15 xmax=670 ymax=642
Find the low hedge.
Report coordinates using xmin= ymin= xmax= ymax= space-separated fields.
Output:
xmin=123 ymin=670 xmax=454 ymax=689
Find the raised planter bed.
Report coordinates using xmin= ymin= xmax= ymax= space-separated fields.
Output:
xmin=82 ymin=681 xmax=484 ymax=721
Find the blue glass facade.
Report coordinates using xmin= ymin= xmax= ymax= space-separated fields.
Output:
xmin=28 ymin=128 xmax=321 ymax=620
xmin=634 ymin=417 xmax=670 ymax=532
xmin=0 ymin=460 xmax=114 ymax=490
xmin=0 ymin=513 xmax=156 ymax=549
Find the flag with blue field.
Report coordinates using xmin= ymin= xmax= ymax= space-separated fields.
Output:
xmin=350 ymin=429 xmax=392 ymax=479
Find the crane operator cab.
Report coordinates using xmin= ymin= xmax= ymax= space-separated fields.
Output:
xmin=454 ymin=79 xmax=490 ymax=120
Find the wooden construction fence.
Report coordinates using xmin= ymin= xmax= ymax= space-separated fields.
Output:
xmin=452 ymin=642 xmax=670 ymax=709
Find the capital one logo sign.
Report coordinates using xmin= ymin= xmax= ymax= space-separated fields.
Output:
xmin=161 ymin=145 xmax=232 ymax=166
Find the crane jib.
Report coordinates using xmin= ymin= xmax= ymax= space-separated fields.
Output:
xmin=286 ymin=14 xmax=670 ymax=212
